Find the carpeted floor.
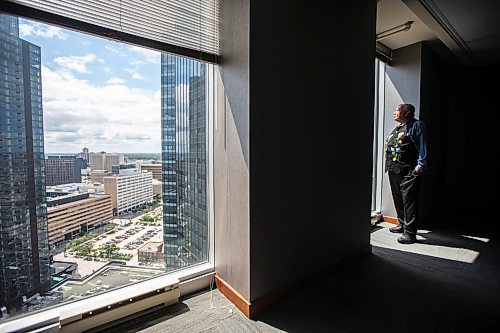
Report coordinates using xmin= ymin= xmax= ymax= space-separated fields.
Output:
xmin=103 ymin=222 xmax=500 ymax=332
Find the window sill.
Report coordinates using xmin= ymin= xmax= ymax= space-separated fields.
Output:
xmin=0 ymin=263 xmax=214 ymax=332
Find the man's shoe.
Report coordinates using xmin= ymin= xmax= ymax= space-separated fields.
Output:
xmin=389 ymin=225 xmax=404 ymax=233
xmin=397 ymin=233 xmax=416 ymax=244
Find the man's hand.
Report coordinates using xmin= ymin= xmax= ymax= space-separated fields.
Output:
xmin=415 ymin=165 xmax=423 ymax=174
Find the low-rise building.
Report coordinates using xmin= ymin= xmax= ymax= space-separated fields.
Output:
xmin=47 ymin=193 xmax=113 ymax=245
xmin=137 ymin=242 xmax=164 ymax=262
xmin=46 ymin=183 xmax=97 ymax=197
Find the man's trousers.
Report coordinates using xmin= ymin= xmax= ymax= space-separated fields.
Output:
xmin=388 ymin=170 xmax=421 ymax=235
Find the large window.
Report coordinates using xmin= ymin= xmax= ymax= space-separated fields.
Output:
xmin=372 ymin=59 xmax=386 ymax=212
xmin=0 ymin=13 xmax=213 ymax=324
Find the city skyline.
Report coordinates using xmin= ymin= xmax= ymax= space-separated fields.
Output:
xmin=1 ymin=13 xmax=210 ymax=315
xmin=18 ymin=18 xmax=163 ymax=153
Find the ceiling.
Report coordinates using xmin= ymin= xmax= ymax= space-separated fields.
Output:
xmin=377 ymin=0 xmax=436 ymax=50
xmin=377 ymin=0 xmax=500 ymax=66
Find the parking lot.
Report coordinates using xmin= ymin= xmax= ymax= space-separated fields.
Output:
xmin=90 ymin=224 xmax=163 ymax=263
xmin=54 ymin=207 xmax=164 ymax=277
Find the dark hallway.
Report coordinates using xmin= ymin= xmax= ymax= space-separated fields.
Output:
xmin=105 ymin=221 xmax=500 ymax=332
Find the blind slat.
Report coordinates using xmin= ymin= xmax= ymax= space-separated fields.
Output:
xmin=7 ymin=0 xmax=219 ymax=57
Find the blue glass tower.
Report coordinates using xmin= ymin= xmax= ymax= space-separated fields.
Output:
xmin=161 ymin=54 xmax=208 ymax=270
xmin=0 ymin=14 xmax=50 ymax=310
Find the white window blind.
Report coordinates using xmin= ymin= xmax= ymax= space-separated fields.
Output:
xmin=5 ymin=0 xmax=219 ymax=61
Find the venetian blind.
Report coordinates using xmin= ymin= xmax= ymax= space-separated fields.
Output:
xmin=6 ymin=0 xmax=219 ymax=61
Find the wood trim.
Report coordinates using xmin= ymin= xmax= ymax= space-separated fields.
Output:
xmin=383 ymin=215 xmax=400 ymax=225
xmin=216 ymin=245 xmax=372 ymax=318
xmin=214 ymin=275 xmax=251 ymax=318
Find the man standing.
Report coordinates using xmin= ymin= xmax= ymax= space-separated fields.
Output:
xmin=385 ymin=104 xmax=428 ymax=244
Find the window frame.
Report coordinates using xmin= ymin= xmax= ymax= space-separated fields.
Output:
xmin=372 ymin=59 xmax=386 ymax=213
xmin=0 ymin=9 xmax=217 ymax=330
xmin=0 ymin=263 xmax=215 ymax=332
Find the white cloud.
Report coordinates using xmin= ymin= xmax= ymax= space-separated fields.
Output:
xmin=105 ymin=44 xmax=121 ymax=54
xmin=53 ymin=54 xmax=97 ymax=73
xmin=41 ymin=66 xmax=161 ymax=153
xmin=103 ymin=67 xmax=112 ymax=74
xmin=19 ymin=22 xmax=68 ymax=39
xmin=128 ymin=46 xmax=161 ymax=64
xmin=132 ymin=72 xmax=144 ymax=80
xmin=98 ymin=59 xmax=105 ymax=64
xmin=124 ymin=67 xmax=144 ymax=80
xmin=107 ymin=77 xmax=125 ymax=85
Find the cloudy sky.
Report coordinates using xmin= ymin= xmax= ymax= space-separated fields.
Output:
xmin=19 ymin=18 xmax=162 ymax=153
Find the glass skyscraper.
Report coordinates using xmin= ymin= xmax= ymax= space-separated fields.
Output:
xmin=161 ymin=54 xmax=208 ymax=271
xmin=0 ymin=14 xmax=51 ymax=310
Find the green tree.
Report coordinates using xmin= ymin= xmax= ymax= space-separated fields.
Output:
xmin=70 ymin=236 xmax=88 ymax=248
xmin=140 ymin=215 xmax=155 ymax=223
xmin=73 ymin=244 xmax=91 ymax=256
xmin=105 ymin=224 xmax=115 ymax=232
xmin=102 ymin=243 xmax=119 ymax=258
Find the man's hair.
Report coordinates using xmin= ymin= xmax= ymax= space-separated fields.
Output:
xmin=400 ymin=103 xmax=415 ymax=116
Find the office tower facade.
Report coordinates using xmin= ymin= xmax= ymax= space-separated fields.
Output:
xmin=45 ymin=155 xmax=83 ymax=186
xmin=75 ymin=147 xmax=89 ymax=168
xmin=89 ymin=152 xmax=105 ymax=171
xmin=89 ymin=152 xmax=124 ymax=172
xmin=104 ymin=154 xmax=124 ymax=173
xmin=161 ymin=54 xmax=208 ymax=270
xmin=0 ymin=14 xmax=51 ymax=309
xmin=103 ymin=171 xmax=153 ymax=215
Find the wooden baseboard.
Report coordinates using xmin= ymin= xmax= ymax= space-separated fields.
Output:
xmin=214 ymin=275 xmax=251 ymax=317
xmin=215 ymin=245 xmax=372 ymax=318
xmin=383 ymin=215 xmax=399 ymax=225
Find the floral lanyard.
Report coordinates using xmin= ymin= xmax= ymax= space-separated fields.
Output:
xmin=385 ymin=125 xmax=405 ymax=162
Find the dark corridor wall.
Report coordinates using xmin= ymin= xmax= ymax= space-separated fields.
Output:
xmin=443 ymin=64 xmax=500 ymax=229
xmin=419 ymin=44 xmax=449 ymax=227
xmin=420 ymin=43 xmax=500 ymax=230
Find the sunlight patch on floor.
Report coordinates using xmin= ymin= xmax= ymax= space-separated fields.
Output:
xmin=371 ymin=222 xmax=480 ymax=264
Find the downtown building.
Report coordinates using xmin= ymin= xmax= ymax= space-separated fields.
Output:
xmin=75 ymin=147 xmax=89 ymax=168
xmin=47 ymin=193 xmax=112 ymax=245
xmin=0 ymin=14 xmax=51 ymax=310
xmin=89 ymin=152 xmax=124 ymax=172
xmin=45 ymin=155 xmax=83 ymax=186
xmin=140 ymin=163 xmax=162 ymax=180
xmin=161 ymin=54 xmax=208 ymax=270
xmin=103 ymin=171 xmax=153 ymax=215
